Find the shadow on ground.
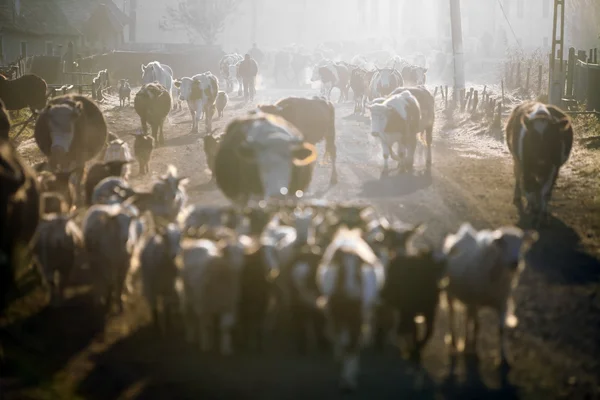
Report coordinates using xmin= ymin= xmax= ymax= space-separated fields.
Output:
xmin=358 ymin=170 xmax=433 ymax=198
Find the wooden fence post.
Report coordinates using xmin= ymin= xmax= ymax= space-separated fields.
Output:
xmin=515 ymin=62 xmax=521 ymax=88
xmin=471 ymin=90 xmax=479 ymax=113
xmin=525 ymin=67 xmax=531 ymax=93
xmin=566 ymin=47 xmax=576 ymax=99
xmin=444 ymin=85 xmax=448 ymax=109
xmin=501 ymin=79 xmax=505 ymax=107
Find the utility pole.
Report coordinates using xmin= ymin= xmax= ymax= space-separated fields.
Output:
xmin=251 ymin=0 xmax=258 ymax=45
xmin=449 ymin=0 xmax=465 ymax=102
xmin=548 ymin=0 xmax=565 ymax=105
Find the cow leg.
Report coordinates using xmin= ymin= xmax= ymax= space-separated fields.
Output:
xmin=326 ymin=135 xmax=338 ymax=185
xmin=380 ymin=140 xmax=390 ymax=178
xmin=540 ymin=165 xmax=558 ymax=223
xmin=497 ymin=306 xmax=510 ymax=367
xmin=219 ymin=312 xmax=235 ymax=356
xmin=159 ymin=122 xmax=165 ymax=146
xmin=204 ymin=106 xmax=212 ymax=134
xmin=417 ymin=311 xmax=435 ymax=354
xmin=447 ymin=292 xmax=458 ymax=351
xmin=425 ymin=126 xmax=433 ymax=169
xmin=465 ymin=306 xmax=478 ymax=355
xmin=199 ymin=315 xmax=212 ymax=352
xmin=405 ymin=136 xmax=418 ymax=172
xmin=512 ymin=161 xmax=524 ymax=211
xmin=339 ymin=329 xmax=360 ymax=392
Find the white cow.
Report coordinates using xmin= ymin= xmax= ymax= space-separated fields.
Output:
xmin=369 ymin=90 xmax=421 ymax=176
xmin=219 ymin=53 xmax=244 ymax=93
xmin=174 ymin=72 xmax=219 ymax=134
xmin=141 ymin=61 xmax=180 ymax=111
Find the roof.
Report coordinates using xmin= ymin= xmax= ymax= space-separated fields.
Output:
xmin=0 ymin=0 xmax=81 ymax=37
xmin=55 ymin=0 xmax=129 ymax=32
xmin=85 ymin=3 xmax=125 ymax=36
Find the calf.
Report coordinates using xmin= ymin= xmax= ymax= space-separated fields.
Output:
xmin=0 ymin=73 xmax=48 ymax=112
xmin=0 ymin=138 xmax=40 ymax=316
xmin=176 ymin=229 xmax=252 ymax=354
xmin=134 ymin=83 xmax=172 ymax=145
xmin=256 ymin=96 xmax=338 ymax=184
xmin=118 ymin=79 xmax=131 ymax=107
xmin=311 ymin=61 xmax=350 ymax=103
xmin=34 ymin=207 xmax=84 ymax=306
xmin=174 ymin=72 xmax=219 ymax=134
xmin=379 ymin=247 xmax=446 ymax=361
xmin=442 ymin=223 xmax=538 ymax=366
xmin=82 ymin=202 xmax=141 ymax=315
xmin=505 ymin=102 xmax=573 ymax=225
xmin=316 ymin=227 xmax=385 ymax=391
xmin=34 ymin=95 xmax=108 ymax=173
xmin=369 ymin=90 xmax=421 ymax=176
xmin=83 ymin=160 xmax=130 ymax=206
xmin=349 ymin=68 xmax=368 ymax=114
xmin=215 ymin=91 xmax=228 ymax=118
xmin=132 ymin=131 xmax=155 ymax=175
xmin=290 ymin=244 xmax=329 ymax=354
xmin=129 ymin=221 xmax=182 ymax=335
xmin=390 ymin=86 xmax=436 ymax=170
xmin=214 ymin=113 xmax=317 ymax=205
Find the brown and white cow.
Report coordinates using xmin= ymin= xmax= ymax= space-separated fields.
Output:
xmin=174 ymin=72 xmax=219 ymax=134
xmin=316 ymin=226 xmax=385 ymax=391
xmin=505 ymin=101 xmax=573 ymax=225
xmin=368 ymin=90 xmax=421 ymax=177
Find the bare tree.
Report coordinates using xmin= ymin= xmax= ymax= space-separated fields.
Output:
xmin=160 ymin=0 xmax=241 ymax=45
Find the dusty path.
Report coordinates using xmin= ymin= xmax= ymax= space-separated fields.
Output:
xmin=2 ymin=87 xmax=600 ymax=400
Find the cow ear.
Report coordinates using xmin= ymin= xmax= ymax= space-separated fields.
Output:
xmin=173 ymin=80 xmax=181 ymax=88
xmin=555 ymin=117 xmax=571 ymax=132
xmin=141 ymin=64 xmax=145 ymax=72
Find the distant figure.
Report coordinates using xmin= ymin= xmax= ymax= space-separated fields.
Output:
xmin=248 ymin=42 xmax=264 ymax=66
xmin=238 ymin=54 xmax=258 ymax=102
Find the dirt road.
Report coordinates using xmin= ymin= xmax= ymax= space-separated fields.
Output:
xmin=2 ymin=86 xmax=600 ymax=400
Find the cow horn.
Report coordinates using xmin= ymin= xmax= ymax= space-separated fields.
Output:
xmin=292 ymin=142 xmax=318 ymax=167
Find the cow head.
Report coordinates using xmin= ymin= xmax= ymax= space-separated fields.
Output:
xmin=173 ymin=77 xmax=192 ymax=101
xmin=44 ymin=99 xmax=84 ymax=170
xmin=141 ymin=63 xmax=156 ymax=85
xmin=368 ymin=100 xmax=393 ymax=137
xmin=521 ymin=104 xmax=572 ymax=165
xmin=234 ymin=115 xmax=317 ymax=199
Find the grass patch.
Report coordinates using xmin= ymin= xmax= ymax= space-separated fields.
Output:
xmin=8 ymin=109 xmax=35 ymax=144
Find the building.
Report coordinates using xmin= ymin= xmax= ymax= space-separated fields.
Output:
xmin=0 ymin=0 xmax=129 ymax=65
xmin=55 ymin=0 xmax=129 ymax=54
xmin=0 ymin=0 xmax=80 ymax=64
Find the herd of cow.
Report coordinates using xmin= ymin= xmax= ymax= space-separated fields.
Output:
xmin=0 ymin=44 xmax=576 ymax=392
